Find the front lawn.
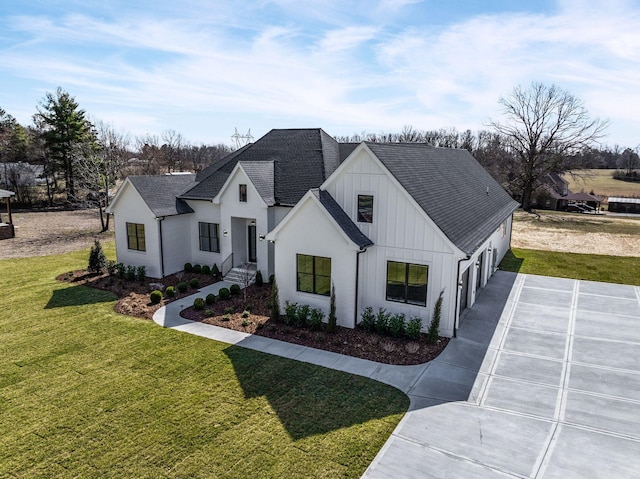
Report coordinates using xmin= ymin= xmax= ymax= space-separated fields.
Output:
xmin=0 ymin=247 xmax=408 ymax=478
xmin=500 ymin=247 xmax=640 ymax=286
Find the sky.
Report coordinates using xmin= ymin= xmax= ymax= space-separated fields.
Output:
xmin=1 ymin=0 xmax=639 ymax=148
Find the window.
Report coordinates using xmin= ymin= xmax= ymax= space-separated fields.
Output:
xmin=199 ymin=222 xmax=220 ymax=252
xmin=126 ymin=222 xmax=146 ymax=251
xmin=239 ymin=184 xmax=247 ymax=202
xmin=386 ymin=261 xmax=428 ymax=306
xmin=296 ymin=254 xmax=331 ymax=296
xmin=357 ymin=195 xmax=374 ymax=223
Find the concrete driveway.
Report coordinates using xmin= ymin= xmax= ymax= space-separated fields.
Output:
xmin=364 ymin=272 xmax=640 ymax=478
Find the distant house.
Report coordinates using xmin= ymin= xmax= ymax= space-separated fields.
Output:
xmin=107 ymin=129 xmax=519 ymax=337
xmin=608 ymin=197 xmax=640 ymax=214
xmin=531 ymin=173 xmax=570 ymax=210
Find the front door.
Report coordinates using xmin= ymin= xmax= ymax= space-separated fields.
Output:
xmin=247 ymin=224 xmax=257 ymax=263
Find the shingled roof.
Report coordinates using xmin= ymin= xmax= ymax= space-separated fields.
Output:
xmin=181 ymin=129 xmax=340 ymax=205
xmin=365 ymin=143 xmax=520 ymax=255
xmin=313 ymin=189 xmax=373 ymax=250
xmin=127 ymin=174 xmax=196 ymax=217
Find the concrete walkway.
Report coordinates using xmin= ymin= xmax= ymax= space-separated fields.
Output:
xmin=153 ymin=273 xmax=640 ymax=478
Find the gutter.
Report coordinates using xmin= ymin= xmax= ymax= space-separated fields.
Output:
xmin=454 ymin=254 xmax=471 ymax=338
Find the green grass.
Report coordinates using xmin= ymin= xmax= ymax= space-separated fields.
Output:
xmin=500 ymin=248 xmax=640 ymax=285
xmin=564 ymin=169 xmax=640 ymax=199
xmin=0 ymin=246 xmax=408 ymax=478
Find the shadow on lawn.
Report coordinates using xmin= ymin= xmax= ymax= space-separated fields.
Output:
xmin=499 ymin=249 xmax=524 ymax=273
xmin=223 ymin=345 xmax=409 ymax=440
xmin=45 ymin=285 xmax=116 ymax=309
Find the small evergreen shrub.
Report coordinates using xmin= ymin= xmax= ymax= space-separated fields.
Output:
xmin=125 ymin=265 xmax=136 ymax=281
xmin=205 ymin=293 xmax=216 ymax=305
xmin=165 ymin=286 xmax=175 ymax=298
xmin=360 ymin=306 xmax=375 ymax=333
xmin=212 ymin=264 xmax=220 ymax=277
xmin=406 ymin=316 xmax=422 ymax=340
xmin=201 ymin=265 xmax=211 ymax=275
xmin=327 ymin=286 xmax=337 ymax=333
xmin=270 ymin=278 xmax=280 ymax=322
xmin=255 ymin=270 xmax=264 ymax=287
xmin=193 ymin=264 xmax=202 ymax=274
xmin=296 ymin=304 xmax=310 ymax=327
xmin=193 ymin=297 xmax=205 ymax=310
xmin=205 ymin=309 xmax=214 ymax=317
xmin=222 ymin=314 xmax=231 ymax=321
xmin=88 ymin=240 xmax=107 ymax=273
xmin=224 ymin=307 xmax=234 ymax=314
xmin=184 ymin=263 xmax=193 ymax=272
xmin=177 ymin=282 xmax=188 ymax=293
xmin=375 ymin=308 xmax=390 ymax=335
xmin=308 ymin=308 xmax=324 ymax=331
xmin=106 ymin=260 xmax=118 ymax=276
xmin=389 ymin=313 xmax=406 ymax=338
xmin=241 ymin=310 xmax=250 ymax=318
xmin=218 ymin=287 xmax=230 ymax=300
xmin=269 ymin=274 xmax=275 ymax=285
xmin=230 ymin=284 xmax=241 ymax=295
xmin=284 ymin=301 xmax=298 ymax=326
xmin=135 ymin=265 xmax=146 ymax=282
xmin=189 ymin=278 xmax=200 ymax=289
xmin=116 ymin=263 xmax=126 ymax=278
xmin=245 ymin=304 xmax=253 ymax=311
xmin=428 ymin=290 xmax=444 ymax=344
xmin=242 ymin=319 xmax=250 ymax=327
xmin=150 ymin=290 xmax=163 ymax=304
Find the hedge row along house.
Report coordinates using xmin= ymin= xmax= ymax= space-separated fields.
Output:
xmin=106 ymin=129 xmax=519 ymax=337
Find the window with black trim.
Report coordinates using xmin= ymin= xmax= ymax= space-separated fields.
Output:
xmin=239 ymin=184 xmax=247 ymax=202
xmin=296 ymin=254 xmax=331 ymax=296
xmin=357 ymin=194 xmax=374 ymax=223
xmin=126 ymin=222 xmax=146 ymax=251
xmin=198 ymin=222 xmax=220 ymax=252
xmin=386 ymin=261 xmax=428 ymax=306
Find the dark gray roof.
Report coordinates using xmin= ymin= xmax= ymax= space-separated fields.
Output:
xmin=241 ymin=161 xmax=275 ymax=205
xmin=313 ymin=189 xmax=373 ymax=249
xmin=339 ymin=143 xmax=359 ymax=162
xmin=128 ymin=174 xmax=196 ymax=217
xmin=181 ymin=129 xmax=340 ymax=205
xmin=366 ymin=143 xmax=520 ymax=255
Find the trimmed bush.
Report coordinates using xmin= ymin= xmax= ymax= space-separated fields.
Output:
xmin=327 ymin=286 xmax=337 ymax=333
xmin=201 ymin=265 xmax=211 ymax=275
xmin=284 ymin=301 xmax=297 ymax=326
xmin=205 ymin=293 xmax=216 ymax=305
xmin=406 ymin=316 xmax=422 ymax=340
xmin=218 ymin=287 xmax=230 ymax=300
xmin=389 ymin=313 xmax=406 ymax=338
xmin=224 ymin=307 xmax=234 ymax=314
xmin=150 ymin=290 xmax=163 ymax=305
xmin=255 ymin=270 xmax=264 ymax=287
xmin=165 ymin=286 xmax=175 ymax=298
xmin=189 ymin=278 xmax=200 ymax=289
xmin=308 ymin=308 xmax=324 ymax=331
xmin=88 ymin=240 xmax=106 ymax=273
xmin=177 ymin=282 xmax=188 ymax=293
xmin=360 ymin=306 xmax=375 ymax=333
xmin=125 ymin=265 xmax=136 ymax=281
xmin=269 ymin=274 xmax=275 ymax=285
xmin=241 ymin=310 xmax=250 ymax=318
xmin=296 ymin=304 xmax=310 ymax=327
xmin=270 ymin=278 xmax=280 ymax=322
xmin=193 ymin=264 xmax=202 ymax=274
xmin=184 ymin=262 xmax=193 ymax=272
xmin=116 ymin=263 xmax=126 ymax=278
xmin=193 ymin=297 xmax=205 ymax=310
xmin=230 ymin=284 xmax=241 ymax=296
xmin=211 ymin=264 xmax=220 ymax=277
xmin=428 ymin=290 xmax=444 ymax=344
xmin=135 ymin=265 xmax=146 ymax=282
xmin=106 ymin=260 xmax=118 ymax=276
xmin=375 ymin=308 xmax=390 ymax=335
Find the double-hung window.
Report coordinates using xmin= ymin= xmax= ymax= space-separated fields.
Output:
xmin=386 ymin=261 xmax=428 ymax=306
xmin=296 ymin=254 xmax=331 ymax=296
xmin=199 ymin=222 xmax=220 ymax=252
xmin=126 ymin=223 xmax=146 ymax=251
xmin=239 ymin=184 xmax=247 ymax=202
xmin=357 ymin=195 xmax=374 ymax=223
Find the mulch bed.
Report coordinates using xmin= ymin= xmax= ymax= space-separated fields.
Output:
xmin=57 ymin=272 xmax=449 ymax=365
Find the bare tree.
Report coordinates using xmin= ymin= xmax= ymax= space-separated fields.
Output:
xmin=490 ymin=82 xmax=608 ymax=211
xmin=161 ymin=129 xmax=184 ymax=173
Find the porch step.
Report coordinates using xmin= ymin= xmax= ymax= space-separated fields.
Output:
xmin=223 ymin=266 xmax=256 ymax=286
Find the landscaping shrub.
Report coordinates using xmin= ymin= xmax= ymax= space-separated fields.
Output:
xmin=184 ymin=262 xmax=193 ymax=272
xmin=135 ymin=265 xmax=146 ymax=282
xmin=106 ymin=260 xmax=118 ymax=276
xmin=224 ymin=307 xmax=234 ymax=314
xmin=389 ymin=313 xmax=406 ymax=338
xmin=177 ymin=282 xmax=188 ymax=293
xmin=205 ymin=309 xmax=214 ymax=317
xmin=205 ymin=293 xmax=216 ymax=305
xmin=189 ymin=278 xmax=200 ymax=289
xmin=150 ymin=290 xmax=163 ymax=304
xmin=360 ymin=306 xmax=375 ymax=333
xmin=327 ymin=286 xmax=337 ymax=333
xmin=296 ymin=304 xmax=310 ymax=327
xmin=193 ymin=297 xmax=205 ymax=310
xmin=284 ymin=301 xmax=297 ymax=326
xmin=165 ymin=286 xmax=175 ymax=298
xmin=222 ymin=314 xmax=231 ymax=321
xmin=308 ymin=308 xmax=324 ymax=331
xmin=375 ymin=308 xmax=390 ymax=335
xmin=269 ymin=274 xmax=275 ymax=285
xmin=241 ymin=310 xmax=250 ymax=318
xmin=406 ymin=316 xmax=422 ymax=340
xmin=230 ymin=284 xmax=241 ymax=295
xmin=428 ymin=290 xmax=444 ymax=344
xmin=193 ymin=264 xmax=202 ymax=274
xmin=255 ymin=270 xmax=264 ymax=287
xmin=116 ymin=263 xmax=126 ymax=278
xmin=218 ymin=287 xmax=230 ymax=300
xmin=125 ymin=265 xmax=136 ymax=281
xmin=201 ymin=265 xmax=211 ymax=275
xmin=270 ymin=278 xmax=280 ymax=322
xmin=211 ymin=264 xmax=220 ymax=277
xmin=88 ymin=240 xmax=106 ymax=273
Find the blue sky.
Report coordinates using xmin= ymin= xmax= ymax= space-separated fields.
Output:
xmin=1 ymin=0 xmax=639 ymax=148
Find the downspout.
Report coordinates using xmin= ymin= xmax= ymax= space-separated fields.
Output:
xmin=353 ymin=248 xmax=366 ymax=328
xmin=158 ymin=217 xmax=165 ymax=278
xmin=454 ymin=254 xmax=471 ymax=338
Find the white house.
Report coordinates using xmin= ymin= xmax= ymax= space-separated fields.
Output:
xmin=106 ymin=129 xmax=519 ymax=337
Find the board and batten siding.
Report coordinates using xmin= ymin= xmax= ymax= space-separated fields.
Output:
xmin=186 ymin=200 xmax=223 ymax=268
xmin=160 ymin=214 xmax=193 ymax=277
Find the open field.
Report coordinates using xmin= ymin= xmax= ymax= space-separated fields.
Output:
xmin=563 ymin=169 xmax=640 ymax=199
xmin=0 ymin=248 xmax=408 ymax=478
